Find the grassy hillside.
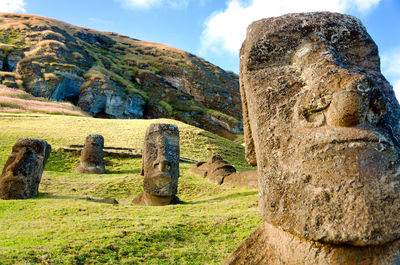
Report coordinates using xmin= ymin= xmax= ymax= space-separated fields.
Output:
xmin=0 ymin=13 xmax=242 ymax=139
xmin=0 ymin=113 xmax=260 ymax=264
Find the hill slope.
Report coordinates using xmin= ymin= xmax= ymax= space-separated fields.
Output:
xmin=0 ymin=114 xmax=259 ymax=264
xmin=0 ymin=13 xmax=242 ymax=139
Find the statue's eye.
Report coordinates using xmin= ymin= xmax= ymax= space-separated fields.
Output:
xmin=296 ymin=89 xmax=332 ymax=127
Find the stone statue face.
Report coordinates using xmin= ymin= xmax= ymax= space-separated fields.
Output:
xmin=240 ymin=12 xmax=400 ymax=246
xmin=81 ymin=134 xmax=104 ymax=165
xmin=142 ymin=124 xmax=179 ymax=196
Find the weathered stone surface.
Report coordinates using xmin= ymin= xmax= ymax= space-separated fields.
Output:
xmin=190 ymin=155 xmax=236 ymax=184
xmin=224 ymin=222 xmax=400 ymax=265
xmin=77 ymin=85 xmax=146 ymax=119
xmin=240 ymin=12 xmax=400 ymax=246
xmin=50 ymin=72 xmax=84 ymax=104
xmin=0 ymin=138 xmax=51 ymax=199
xmin=133 ymin=123 xmax=180 ymax=206
xmin=142 ymin=123 xmax=179 ymax=196
xmin=223 ymin=170 xmax=258 ymax=189
xmin=75 ymin=134 xmax=105 ymax=174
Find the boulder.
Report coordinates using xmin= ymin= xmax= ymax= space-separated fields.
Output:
xmin=75 ymin=134 xmax=105 ymax=174
xmin=226 ymin=11 xmax=400 ymax=264
xmin=133 ymin=123 xmax=181 ymax=206
xmin=0 ymin=138 xmax=51 ymax=199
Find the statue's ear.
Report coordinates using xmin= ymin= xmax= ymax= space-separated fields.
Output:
xmin=240 ymin=79 xmax=257 ymax=166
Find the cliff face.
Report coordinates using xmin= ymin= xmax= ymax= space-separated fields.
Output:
xmin=0 ymin=13 xmax=242 ymax=139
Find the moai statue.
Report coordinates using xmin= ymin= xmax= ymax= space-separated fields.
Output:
xmin=225 ymin=12 xmax=400 ymax=264
xmin=0 ymin=138 xmax=51 ymax=199
xmin=133 ymin=123 xmax=181 ymax=206
xmin=75 ymin=134 xmax=105 ymax=174
xmin=190 ymin=155 xmax=236 ymax=184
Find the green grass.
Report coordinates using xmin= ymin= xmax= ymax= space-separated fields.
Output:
xmin=0 ymin=113 xmax=260 ymax=264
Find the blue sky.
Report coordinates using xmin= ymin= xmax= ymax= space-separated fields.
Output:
xmin=1 ymin=0 xmax=400 ymax=96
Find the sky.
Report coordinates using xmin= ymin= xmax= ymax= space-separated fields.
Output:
xmin=1 ymin=0 xmax=400 ymax=97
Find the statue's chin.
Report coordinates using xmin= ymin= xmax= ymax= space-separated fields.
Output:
xmin=259 ymin=142 xmax=400 ymax=246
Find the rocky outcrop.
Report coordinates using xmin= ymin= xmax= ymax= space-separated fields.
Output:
xmin=0 ymin=13 xmax=242 ymax=139
xmin=227 ymin=12 xmax=400 ymax=264
xmin=0 ymin=138 xmax=51 ymax=199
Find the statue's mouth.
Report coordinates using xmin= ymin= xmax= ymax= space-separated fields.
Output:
xmin=295 ymin=126 xmax=394 ymax=151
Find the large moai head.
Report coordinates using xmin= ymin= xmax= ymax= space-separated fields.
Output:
xmin=75 ymin=134 xmax=105 ymax=174
xmin=0 ymin=138 xmax=51 ymax=199
xmin=142 ymin=123 xmax=180 ymax=196
xmin=240 ymin=12 xmax=400 ymax=246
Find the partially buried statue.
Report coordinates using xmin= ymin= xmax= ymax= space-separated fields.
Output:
xmin=75 ymin=134 xmax=105 ymax=174
xmin=133 ymin=123 xmax=181 ymax=206
xmin=0 ymin=138 xmax=51 ymax=200
xmin=225 ymin=12 xmax=400 ymax=264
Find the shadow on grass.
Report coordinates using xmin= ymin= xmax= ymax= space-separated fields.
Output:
xmin=104 ymin=168 xmax=141 ymax=174
xmin=36 ymin=193 xmax=119 ymax=205
xmin=188 ymin=191 xmax=258 ymax=205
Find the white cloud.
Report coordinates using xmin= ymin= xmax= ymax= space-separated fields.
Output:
xmin=0 ymin=0 xmax=26 ymax=13
xmin=200 ymin=0 xmax=383 ymax=55
xmin=394 ymin=80 xmax=400 ymax=98
xmin=118 ymin=0 xmax=189 ymax=9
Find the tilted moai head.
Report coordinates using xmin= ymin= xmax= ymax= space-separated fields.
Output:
xmin=0 ymin=138 xmax=51 ymax=199
xmin=142 ymin=123 xmax=180 ymax=196
xmin=240 ymin=12 xmax=400 ymax=246
xmin=75 ymin=134 xmax=105 ymax=174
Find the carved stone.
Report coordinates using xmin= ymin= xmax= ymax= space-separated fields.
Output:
xmin=75 ymin=134 xmax=105 ymax=174
xmin=226 ymin=11 xmax=400 ymax=264
xmin=0 ymin=138 xmax=51 ymax=199
xmin=190 ymin=155 xmax=236 ymax=184
xmin=133 ymin=123 xmax=181 ymax=206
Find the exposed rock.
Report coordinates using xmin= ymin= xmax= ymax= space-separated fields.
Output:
xmin=227 ymin=11 xmax=400 ymax=264
xmin=50 ymin=72 xmax=84 ymax=104
xmin=77 ymin=77 xmax=146 ymax=119
xmin=0 ymin=13 xmax=242 ymax=139
xmin=75 ymin=134 xmax=105 ymax=174
xmin=224 ymin=222 xmax=400 ymax=265
xmin=133 ymin=123 xmax=181 ymax=206
xmin=0 ymin=138 xmax=51 ymax=199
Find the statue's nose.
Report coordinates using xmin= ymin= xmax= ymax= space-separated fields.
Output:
xmin=326 ymin=90 xmax=366 ymax=127
xmin=326 ymin=88 xmax=387 ymax=127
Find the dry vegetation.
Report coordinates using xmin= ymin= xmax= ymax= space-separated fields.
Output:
xmin=0 ymin=85 xmax=87 ymax=116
